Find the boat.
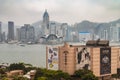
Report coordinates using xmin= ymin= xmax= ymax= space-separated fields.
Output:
xmin=19 ymin=44 xmax=25 ymax=47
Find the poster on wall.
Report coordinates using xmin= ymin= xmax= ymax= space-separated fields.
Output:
xmin=100 ymin=48 xmax=111 ymax=75
xmin=76 ymin=47 xmax=91 ymax=70
xmin=47 ymin=46 xmax=58 ymax=70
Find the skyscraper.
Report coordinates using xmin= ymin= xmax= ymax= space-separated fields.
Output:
xmin=20 ymin=24 xmax=35 ymax=43
xmin=113 ymin=24 xmax=120 ymax=42
xmin=27 ymin=26 xmax=35 ymax=42
xmin=16 ymin=28 xmax=21 ymax=41
xmin=0 ymin=22 xmax=2 ymax=42
xmin=103 ymin=29 xmax=108 ymax=40
xmin=2 ymin=32 xmax=6 ymax=42
xmin=50 ymin=22 xmax=56 ymax=34
xmin=110 ymin=26 xmax=114 ymax=41
xmin=8 ymin=21 xmax=14 ymax=41
xmin=20 ymin=26 xmax=27 ymax=42
xmin=61 ymin=23 xmax=68 ymax=41
xmin=42 ymin=10 xmax=49 ymax=35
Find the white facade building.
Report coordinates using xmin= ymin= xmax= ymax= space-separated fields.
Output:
xmin=79 ymin=32 xmax=91 ymax=42
xmin=50 ymin=23 xmax=56 ymax=34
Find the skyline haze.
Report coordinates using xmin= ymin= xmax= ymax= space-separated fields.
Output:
xmin=0 ymin=0 xmax=120 ymax=25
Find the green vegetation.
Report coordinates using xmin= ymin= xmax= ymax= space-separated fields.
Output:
xmin=1 ymin=77 xmax=9 ymax=80
xmin=8 ymin=63 xmax=26 ymax=71
xmin=37 ymin=77 xmax=47 ymax=80
xmin=0 ymin=62 xmax=34 ymax=80
xmin=0 ymin=68 xmax=7 ymax=80
xmin=8 ymin=62 xmax=36 ymax=73
xmin=34 ymin=68 xmax=98 ymax=80
xmin=74 ymin=69 xmax=98 ymax=80
xmin=13 ymin=76 xmax=29 ymax=80
xmin=111 ymin=68 xmax=120 ymax=80
xmin=111 ymin=74 xmax=119 ymax=80
xmin=0 ymin=63 xmax=99 ymax=80
xmin=34 ymin=68 xmax=71 ymax=80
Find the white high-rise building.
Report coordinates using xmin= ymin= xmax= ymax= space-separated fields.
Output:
xmin=117 ymin=24 xmax=120 ymax=41
xmin=103 ymin=29 xmax=108 ymax=40
xmin=61 ymin=23 xmax=68 ymax=41
xmin=50 ymin=23 xmax=56 ymax=34
xmin=113 ymin=24 xmax=120 ymax=42
xmin=79 ymin=32 xmax=91 ymax=42
xmin=110 ymin=26 xmax=114 ymax=41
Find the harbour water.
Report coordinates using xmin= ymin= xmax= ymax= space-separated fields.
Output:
xmin=0 ymin=42 xmax=120 ymax=68
xmin=0 ymin=44 xmax=46 ymax=67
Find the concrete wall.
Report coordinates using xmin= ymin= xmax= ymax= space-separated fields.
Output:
xmin=59 ymin=43 xmax=76 ymax=75
xmin=92 ymin=48 xmax=100 ymax=76
xmin=46 ymin=43 xmax=119 ymax=78
xmin=117 ymin=48 xmax=120 ymax=68
xmin=111 ymin=47 xmax=118 ymax=74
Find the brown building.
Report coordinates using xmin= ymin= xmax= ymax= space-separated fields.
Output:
xmin=46 ymin=41 xmax=120 ymax=79
xmin=6 ymin=70 xmax=24 ymax=77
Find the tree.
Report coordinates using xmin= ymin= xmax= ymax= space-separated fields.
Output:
xmin=82 ymin=73 xmax=98 ymax=80
xmin=34 ymin=68 xmax=71 ymax=80
xmin=13 ymin=76 xmax=29 ymax=80
xmin=0 ymin=72 xmax=7 ymax=80
xmin=1 ymin=77 xmax=9 ymax=80
xmin=37 ymin=77 xmax=47 ymax=80
xmin=0 ymin=68 xmax=6 ymax=74
xmin=34 ymin=68 xmax=47 ymax=80
xmin=54 ymin=70 xmax=71 ymax=80
xmin=8 ymin=63 xmax=25 ymax=71
xmin=74 ymin=69 xmax=98 ymax=80
xmin=74 ymin=69 xmax=92 ymax=78
xmin=112 ymin=74 xmax=119 ymax=80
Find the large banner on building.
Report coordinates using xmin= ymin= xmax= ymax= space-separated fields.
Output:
xmin=47 ymin=46 xmax=59 ymax=70
xmin=100 ymin=48 xmax=111 ymax=75
xmin=76 ymin=47 xmax=91 ymax=70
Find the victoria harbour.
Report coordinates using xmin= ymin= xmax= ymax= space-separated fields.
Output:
xmin=0 ymin=42 xmax=119 ymax=67
xmin=0 ymin=44 xmax=46 ymax=67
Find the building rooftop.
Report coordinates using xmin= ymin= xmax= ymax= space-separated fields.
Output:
xmin=86 ymin=40 xmax=109 ymax=47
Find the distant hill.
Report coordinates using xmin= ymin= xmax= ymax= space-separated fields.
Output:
xmin=109 ymin=19 xmax=120 ymax=26
xmin=75 ymin=18 xmax=120 ymax=35
xmin=74 ymin=20 xmax=99 ymax=33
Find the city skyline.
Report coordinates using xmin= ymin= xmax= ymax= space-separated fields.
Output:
xmin=0 ymin=0 xmax=120 ymax=25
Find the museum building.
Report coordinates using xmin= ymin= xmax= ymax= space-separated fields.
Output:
xmin=46 ymin=40 xmax=120 ymax=79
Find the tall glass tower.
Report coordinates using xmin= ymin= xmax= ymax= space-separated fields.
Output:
xmin=42 ymin=10 xmax=49 ymax=35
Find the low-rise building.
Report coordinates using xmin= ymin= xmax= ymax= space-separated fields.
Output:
xmin=24 ymin=70 xmax=36 ymax=80
xmin=6 ymin=70 xmax=24 ymax=77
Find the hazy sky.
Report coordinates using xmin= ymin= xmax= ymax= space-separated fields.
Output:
xmin=0 ymin=0 xmax=120 ymax=25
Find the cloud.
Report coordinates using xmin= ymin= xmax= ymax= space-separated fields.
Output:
xmin=90 ymin=0 xmax=120 ymax=10
xmin=0 ymin=0 xmax=120 ymax=25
